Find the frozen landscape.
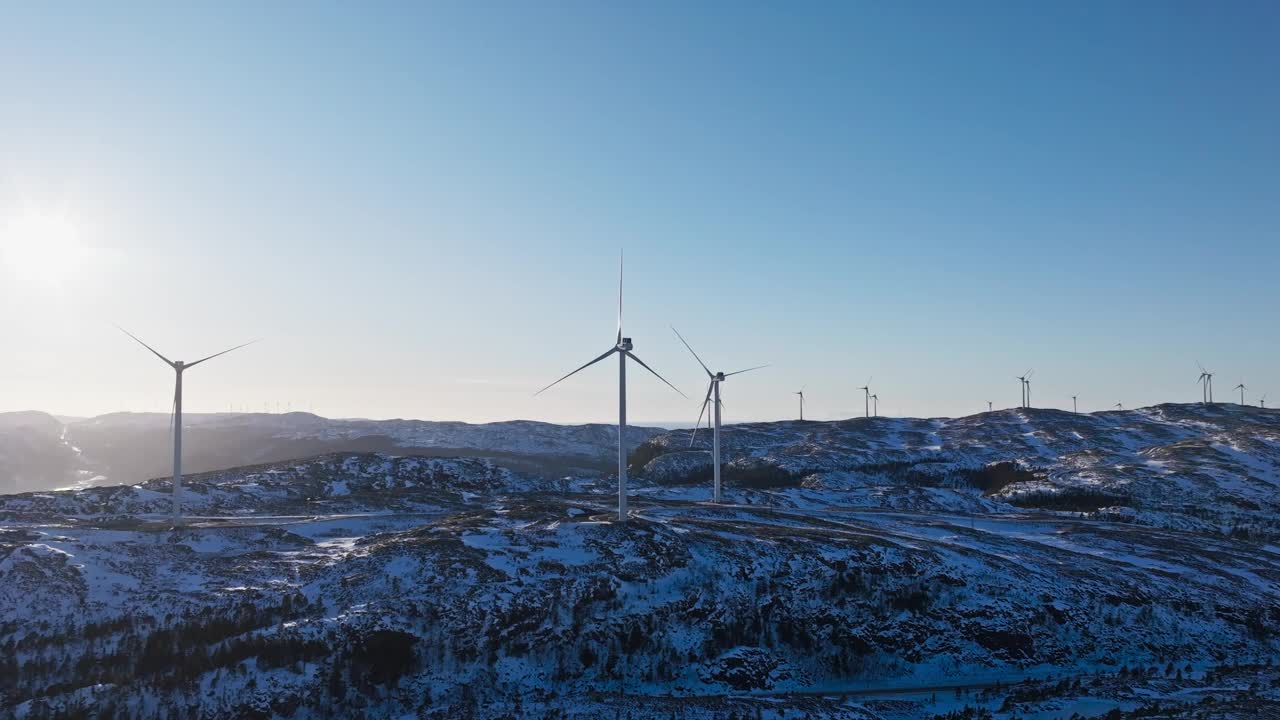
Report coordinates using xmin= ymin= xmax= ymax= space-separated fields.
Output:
xmin=1 ymin=403 xmax=1278 ymax=718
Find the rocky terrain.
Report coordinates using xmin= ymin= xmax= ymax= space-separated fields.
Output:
xmin=637 ymin=403 xmax=1280 ymax=541
xmin=1 ymin=403 xmax=1278 ymax=719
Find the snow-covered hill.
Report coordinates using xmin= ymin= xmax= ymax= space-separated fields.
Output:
xmin=636 ymin=403 xmax=1280 ymax=540
xmin=3 ymin=405 xmax=1279 ymax=718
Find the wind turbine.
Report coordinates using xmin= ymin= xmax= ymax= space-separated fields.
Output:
xmin=794 ymin=388 xmax=806 ymax=421
xmin=1072 ymin=395 xmax=1078 ymax=414
xmin=535 ymin=253 xmax=684 ymax=521
xmin=1261 ymin=394 xmax=1268 ymax=409
xmin=1234 ymin=382 xmax=1246 ymax=405
xmin=1114 ymin=402 xmax=1124 ymax=411
xmin=871 ymin=393 xmax=878 ymax=417
xmin=117 ymin=327 xmax=257 ymax=526
xmin=858 ymin=378 xmax=872 ymax=418
xmin=672 ymin=327 xmax=767 ymax=504
xmin=987 ymin=401 xmax=993 ymax=413
xmin=1016 ymin=369 xmax=1033 ymax=408
xmin=1197 ymin=363 xmax=1214 ymax=404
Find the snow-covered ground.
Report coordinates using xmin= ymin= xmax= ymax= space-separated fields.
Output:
xmin=2 ymin=404 xmax=1279 ymax=718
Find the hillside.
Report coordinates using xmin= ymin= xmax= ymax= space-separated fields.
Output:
xmin=636 ymin=403 xmax=1280 ymax=540
xmin=0 ymin=412 xmax=665 ymax=493
xmin=2 ymin=405 xmax=1279 ymax=718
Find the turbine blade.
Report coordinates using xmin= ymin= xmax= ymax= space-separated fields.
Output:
xmin=116 ymin=325 xmax=175 ymax=368
xmin=169 ymin=384 xmax=177 ymax=438
xmin=534 ymin=347 xmax=618 ymax=396
xmin=671 ymin=326 xmax=712 ymax=377
xmin=616 ymin=250 xmax=624 ymax=345
xmin=186 ymin=339 xmax=260 ymax=369
xmin=725 ymin=363 xmax=769 ymax=377
xmin=625 ymin=351 xmax=686 ymax=398
xmin=690 ymin=382 xmax=714 ymax=447
xmin=1026 ymin=369 xmax=1034 ymax=380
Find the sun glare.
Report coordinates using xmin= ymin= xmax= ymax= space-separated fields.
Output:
xmin=0 ymin=212 xmax=87 ymax=290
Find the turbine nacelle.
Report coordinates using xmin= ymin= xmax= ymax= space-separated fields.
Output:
xmin=714 ymin=371 xmax=726 ymax=382
xmin=617 ymin=337 xmax=634 ymax=351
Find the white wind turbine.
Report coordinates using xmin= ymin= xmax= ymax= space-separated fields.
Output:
xmin=1234 ymin=381 xmax=1246 ymax=405
xmin=1016 ymin=369 xmax=1033 ymax=408
xmin=871 ymin=393 xmax=878 ymax=417
xmin=1197 ymin=363 xmax=1214 ymax=404
xmin=672 ymin=327 xmax=767 ymax=504
xmin=535 ymin=254 xmax=684 ymax=521
xmin=794 ymin=388 xmax=806 ymax=420
xmin=1260 ymin=394 xmax=1268 ymax=409
xmin=858 ymin=378 xmax=872 ymax=418
xmin=117 ymin=327 xmax=258 ymax=526
xmin=1072 ymin=395 xmax=1078 ymax=414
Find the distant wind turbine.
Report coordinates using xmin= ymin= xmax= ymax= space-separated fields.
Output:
xmin=987 ymin=401 xmax=992 ymax=413
xmin=1234 ymin=382 xmax=1246 ymax=405
xmin=1016 ymin=369 xmax=1033 ymax=408
xmin=794 ymin=388 xmax=806 ymax=421
xmin=871 ymin=393 xmax=878 ymax=417
xmin=1072 ymin=395 xmax=1078 ymax=414
xmin=1260 ymin=394 xmax=1268 ymax=409
xmin=535 ymin=252 xmax=685 ymax=521
xmin=1114 ymin=402 xmax=1124 ymax=411
xmin=672 ymin=327 xmax=767 ymax=504
xmin=117 ymin=326 xmax=258 ymax=526
xmin=858 ymin=378 xmax=872 ymax=418
xmin=1197 ymin=363 xmax=1214 ymax=404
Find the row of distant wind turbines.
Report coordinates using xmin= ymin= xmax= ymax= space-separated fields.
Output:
xmin=1009 ymin=365 xmax=1265 ymax=414
xmin=117 ymin=256 xmax=1269 ymax=526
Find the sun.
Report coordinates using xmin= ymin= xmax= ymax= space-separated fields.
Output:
xmin=0 ymin=211 xmax=88 ymax=290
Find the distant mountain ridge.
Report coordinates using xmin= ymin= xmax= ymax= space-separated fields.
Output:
xmin=0 ymin=411 xmax=665 ymax=493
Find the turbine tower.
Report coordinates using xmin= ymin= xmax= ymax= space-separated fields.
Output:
xmin=1072 ymin=395 xmax=1078 ymax=414
xmin=1016 ymin=369 xmax=1033 ymax=408
xmin=673 ymin=327 xmax=767 ymax=504
xmin=117 ymin=327 xmax=257 ymax=526
xmin=1234 ymin=382 xmax=1247 ymax=405
xmin=1197 ymin=363 xmax=1214 ymax=404
xmin=794 ymin=389 xmax=805 ymax=421
xmin=858 ymin=378 xmax=872 ymax=418
xmin=871 ymin=393 xmax=878 ymax=417
xmin=1261 ymin=394 xmax=1268 ymax=409
xmin=535 ymin=253 xmax=684 ymax=521
xmin=987 ymin=401 xmax=992 ymax=413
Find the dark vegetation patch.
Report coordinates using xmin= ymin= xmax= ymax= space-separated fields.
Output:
xmin=974 ymin=630 xmax=1035 ymax=659
xmin=954 ymin=461 xmax=1040 ymax=495
xmin=1006 ymin=487 xmax=1132 ymax=512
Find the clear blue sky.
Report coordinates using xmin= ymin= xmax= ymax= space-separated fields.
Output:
xmin=2 ymin=2 xmax=1277 ymax=423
